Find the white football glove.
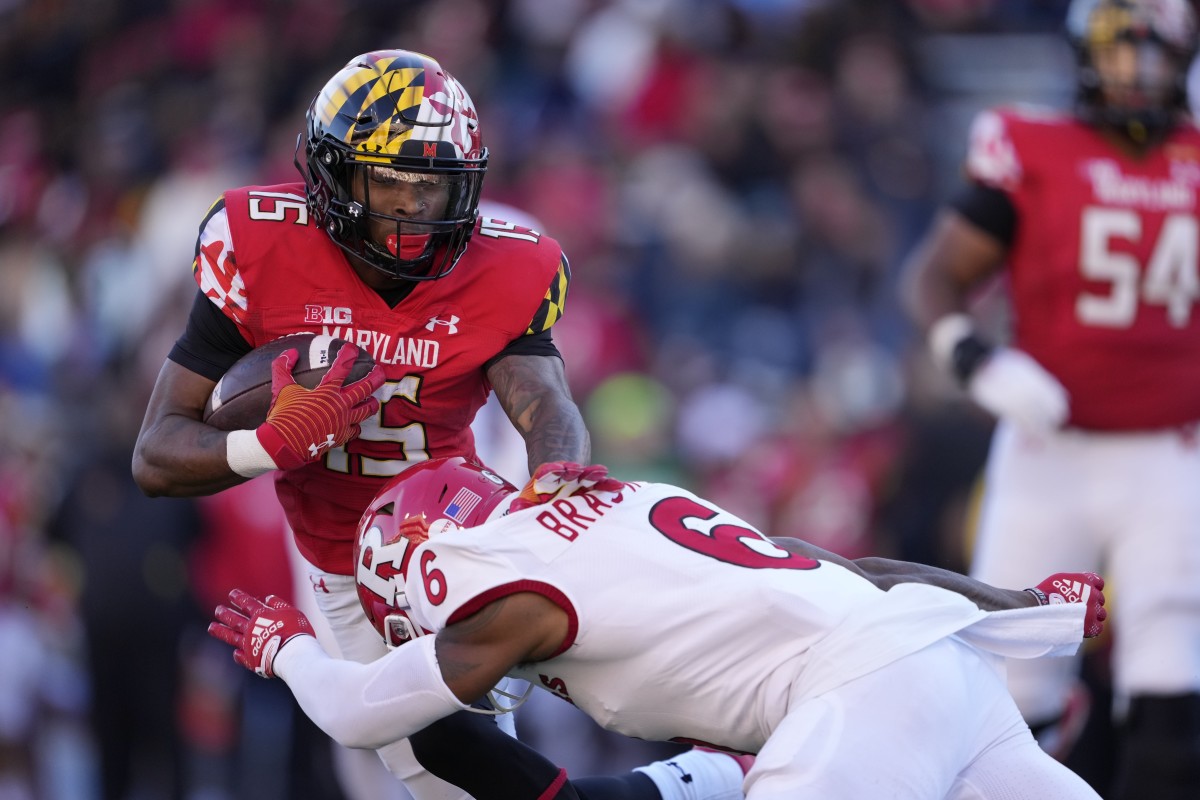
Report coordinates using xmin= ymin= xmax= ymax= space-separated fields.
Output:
xmin=967 ymin=348 xmax=1069 ymax=434
xmin=929 ymin=314 xmax=1069 ymax=434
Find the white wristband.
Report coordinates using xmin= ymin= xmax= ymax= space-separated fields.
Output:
xmin=226 ymin=429 xmax=278 ymax=478
xmin=928 ymin=313 xmax=975 ymax=374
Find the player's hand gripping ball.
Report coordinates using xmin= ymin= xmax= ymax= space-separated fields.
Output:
xmin=203 ymin=333 xmax=378 ymax=431
xmin=253 ymin=342 xmax=384 ymax=470
xmin=1025 ymin=572 xmax=1107 ymax=639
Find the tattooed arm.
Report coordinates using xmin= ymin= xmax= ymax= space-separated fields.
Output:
xmin=487 ymin=354 xmax=590 ymax=473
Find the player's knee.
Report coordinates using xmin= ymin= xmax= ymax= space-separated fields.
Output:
xmin=1112 ymin=692 xmax=1200 ymax=800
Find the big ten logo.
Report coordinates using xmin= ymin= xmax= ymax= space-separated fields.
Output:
xmin=305 ymin=305 xmax=352 ymax=325
xmin=539 ymin=674 xmax=574 ymax=705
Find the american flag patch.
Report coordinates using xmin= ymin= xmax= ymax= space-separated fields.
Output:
xmin=444 ymin=488 xmax=482 ymax=523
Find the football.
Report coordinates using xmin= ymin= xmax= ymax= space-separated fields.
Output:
xmin=202 ymin=333 xmax=377 ymax=431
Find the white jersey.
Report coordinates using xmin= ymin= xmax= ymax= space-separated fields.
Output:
xmin=406 ymin=481 xmax=1085 ymax=754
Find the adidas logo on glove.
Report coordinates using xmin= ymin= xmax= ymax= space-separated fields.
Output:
xmin=1048 ymin=578 xmax=1086 ymax=604
xmin=1024 ymin=572 xmax=1106 ymax=639
xmin=251 ymin=616 xmax=285 ymax=659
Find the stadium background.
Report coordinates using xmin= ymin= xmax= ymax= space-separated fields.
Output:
xmin=0 ymin=0 xmax=1144 ymax=797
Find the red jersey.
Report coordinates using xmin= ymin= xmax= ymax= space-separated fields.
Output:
xmin=194 ymin=182 xmax=569 ymax=573
xmin=965 ymin=106 xmax=1200 ymax=431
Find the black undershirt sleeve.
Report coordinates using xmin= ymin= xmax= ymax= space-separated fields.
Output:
xmin=167 ymin=289 xmax=254 ymax=381
xmin=948 ymin=181 xmax=1018 ymax=247
xmin=483 ymin=327 xmax=562 ymax=373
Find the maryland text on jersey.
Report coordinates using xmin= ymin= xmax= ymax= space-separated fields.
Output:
xmin=319 ymin=326 xmax=441 ymax=369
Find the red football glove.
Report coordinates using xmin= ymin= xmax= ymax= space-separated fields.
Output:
xmin=509 ymin=461 xmax=625 ymax=512
xmin=1025 ymin=572 xmax=1107 ymax=639
xmin=208 ymin=589 xmax=315 ymax=678
xmin=256 ymin=345 xmax=384 ymax=470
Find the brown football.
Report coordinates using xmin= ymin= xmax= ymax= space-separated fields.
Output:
xmin=202 ymin=333 xmax=377 ymax=431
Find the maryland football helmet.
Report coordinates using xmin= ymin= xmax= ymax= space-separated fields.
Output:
xmin=300 ymin=50 xmax=488 ymax=281
xmin=1067 ymin=0 xmax=1198 ymax=142
xmin=353 ymin=457 xmax=515 ymax=650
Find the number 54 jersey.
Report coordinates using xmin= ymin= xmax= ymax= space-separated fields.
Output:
xmin=193 ymin=182 xmax=569 ymax=574
xmin=405 ymin=482 xmax=1086 ymax=755
xmin=965 ymin=107 xmax=1200 ymax=431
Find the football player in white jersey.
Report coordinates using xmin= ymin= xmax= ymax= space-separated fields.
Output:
xmin=210 ymin=459 xmax=1107 ymax=799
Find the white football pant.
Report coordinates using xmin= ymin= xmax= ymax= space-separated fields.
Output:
xmin=971 ymin=421 xmax=1200 ymax=722
xmin=745 ymin=637 xmax=1099 ymax=798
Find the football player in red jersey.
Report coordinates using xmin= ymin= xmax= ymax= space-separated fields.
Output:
xmin=131 ymin=51 xmax=743 ymax=800
xmin=902 ymin=2 xmax=1200 ymax=797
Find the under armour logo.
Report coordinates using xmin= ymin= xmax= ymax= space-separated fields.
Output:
xmin=425 ymin=315 xmax=460 ymax=334
xmin=665 ymin=761 xmax=693 ymax=784
xmin=308 ymin=434 xmax=336 ymax=458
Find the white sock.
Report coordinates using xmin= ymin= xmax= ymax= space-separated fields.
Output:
xmin=634 ymin=749 xmax=746 ymax=800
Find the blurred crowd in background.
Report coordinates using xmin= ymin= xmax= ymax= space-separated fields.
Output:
xmin=0 ymin=0 xmax=1122 ymax=797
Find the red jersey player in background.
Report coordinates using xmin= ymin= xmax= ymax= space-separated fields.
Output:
xmin=902 ymin=2 xmax=1200 ymax=798
xmin=133 ymin=51 xmax=742 ymax=800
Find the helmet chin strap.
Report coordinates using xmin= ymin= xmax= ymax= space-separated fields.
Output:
xmin=478 ymin=681 xmax=534 ymax=715
xmin=1084 ymin=102 xmax=1176 ymax=145
xmin=384 ymin=609 xmax=533 ymax=716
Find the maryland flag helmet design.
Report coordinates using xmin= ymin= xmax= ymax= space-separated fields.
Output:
xmin=300 ymin=50 xmax=488 ymax=281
